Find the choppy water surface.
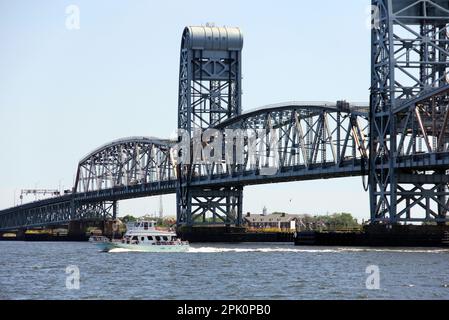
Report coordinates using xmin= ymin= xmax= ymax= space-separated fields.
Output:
xmin=0 ymin=241 xmax=448 ymax=300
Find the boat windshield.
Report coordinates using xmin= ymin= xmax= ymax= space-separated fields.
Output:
xmin=130 ymin=221 xmax=154 ymax=229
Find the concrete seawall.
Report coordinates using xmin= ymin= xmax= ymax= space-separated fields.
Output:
xmin=177 ymin=226 xmax=294 ymax=243
xmin=294 ymin=225 xmax=449 ymax=247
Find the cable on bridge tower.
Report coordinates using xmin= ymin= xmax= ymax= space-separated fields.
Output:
xmin=361 ymin=91 xmax=374 ymax=193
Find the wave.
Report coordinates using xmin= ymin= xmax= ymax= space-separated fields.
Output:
xmin=187 ymin=246 xmax=449 ymax=254
xmin=107 ymin=248 xmax=146 ymax=253
xmin=188 ymin=247 xmax=334 ymax=253
xmin=104 ymin=246 xmax=449 ymax=254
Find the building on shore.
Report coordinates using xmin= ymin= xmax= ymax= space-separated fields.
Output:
xmin=244 ymin=212 xmax=301 ymax=231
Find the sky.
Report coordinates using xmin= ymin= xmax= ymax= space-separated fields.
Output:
xmin=0 ymin=0 xmax=373 ymax=222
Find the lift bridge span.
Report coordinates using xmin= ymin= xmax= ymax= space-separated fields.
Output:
xmin=2 ymin=0 xmax=449 ymax=232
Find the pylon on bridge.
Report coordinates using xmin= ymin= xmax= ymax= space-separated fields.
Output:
xmin=177 ymin=26 xmax=244 ymax=227
xmin=370 ymin=0 xmax=449 ymax=224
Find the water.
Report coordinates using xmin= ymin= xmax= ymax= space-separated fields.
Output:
xmin=1 ymin=241 xmax=448 ymax=300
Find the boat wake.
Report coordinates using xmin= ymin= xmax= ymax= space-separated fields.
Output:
xmin=188 ymin=247 xmax=335 ymax=253
xmin=102 ymin=246 xmax=449 ymax=254
xmin=107 ymin=248 xmax=147 ymax=253
xmin=187 ymin=246 xmax=449 ymax=254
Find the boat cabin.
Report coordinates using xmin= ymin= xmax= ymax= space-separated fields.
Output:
xmin=122 ymin=220 xmax=179 ymax=245
xmin=126 ymin=221 xmax=156 ymax=231
xmin=125 ymin=234 xmax=178 ymax=244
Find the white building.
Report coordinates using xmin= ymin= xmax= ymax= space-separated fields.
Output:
xmin=244 ymin=213 xmax=299 ymax=231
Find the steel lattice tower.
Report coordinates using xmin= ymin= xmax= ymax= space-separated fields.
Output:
xmin=177 ymin=26 xmax=244 ymax=227
xmin=370 ymin=0 xmax=449 ymax=224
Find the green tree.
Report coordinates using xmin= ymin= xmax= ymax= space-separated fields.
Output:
xmin=120 ymin=215 xmax=137 ymax=224
xmin=320 ymin=212 xmax=359 ymax=230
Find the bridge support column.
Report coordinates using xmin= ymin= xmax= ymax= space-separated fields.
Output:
xmin=68 ymin=220 xmax=88 ymax=239
xmin=15 ymin=228 xmax=26 ymax=240
xmin=437 ymin=172 xmax=448 ymax=226
xmin=176 ymin=26 xmax=244 ymax=229
xmin=112 ymin=201 xmax=118 ymax=220
xmin=369 ymin=0 xmax=449 ymax=224
xmin=177 ymin=186 xmax=243 ymax=227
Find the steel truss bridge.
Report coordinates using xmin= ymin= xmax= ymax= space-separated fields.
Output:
xmin=2 ymin=0 xmax=449 ymax=232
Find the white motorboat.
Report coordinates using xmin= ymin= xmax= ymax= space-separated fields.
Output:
xmin=89 ymin=220 xmax=189 ymax=253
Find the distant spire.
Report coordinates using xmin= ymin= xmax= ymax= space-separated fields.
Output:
xmin=159 ymin=195 xmax=163 ymax=218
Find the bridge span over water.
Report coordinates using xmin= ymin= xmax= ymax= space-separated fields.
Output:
xmin=2 ymin=0 xmax=449 ymax=232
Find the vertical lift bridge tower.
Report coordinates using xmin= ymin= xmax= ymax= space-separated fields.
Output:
xmin=370 ymin=0 xmax=449 ymax=224
xmin=177 ymin=26 xmax=244 ymax=227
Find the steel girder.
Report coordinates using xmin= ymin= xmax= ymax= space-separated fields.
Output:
xmin=0 ymin=198 xmax=116 ymax=231
xmin=71 ymin=137 xmax=174 ymax=230
xmin=177 ymin=26 xmax=244 ymax=227
xmin=204 ymin=102 xmax=370 ymax=182
xmin=75 ymin=137 xmax=175 ymax=193
xmin=370 ymin=0 xmax=449 ymax=223
xmin=73 ymin=200 xmax=116 ymax=221
xmin=0 ymin=136 xmax=175 ymax=231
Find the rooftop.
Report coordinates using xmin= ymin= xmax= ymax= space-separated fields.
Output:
xmin=244 ymin=213 xmax=301 ymax=223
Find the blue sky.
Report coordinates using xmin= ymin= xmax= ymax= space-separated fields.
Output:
xmin=0 ymin=0 xmax=372 ymax=221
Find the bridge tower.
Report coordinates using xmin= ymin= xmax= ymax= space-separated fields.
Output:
xmin=370 ymin=0 xmax=449 ymax=224
xmin=177 ymin=25 xmax=244 ymax=227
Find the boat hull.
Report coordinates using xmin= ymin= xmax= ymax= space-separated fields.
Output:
xmin=96 ymin=241 xmax=190 ymax=253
